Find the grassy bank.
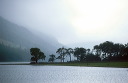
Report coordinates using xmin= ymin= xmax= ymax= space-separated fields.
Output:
xmin=1 ymin=61 xmax=128 ymax=68
xmin=39 ymin=61 xmax=128 ymax=68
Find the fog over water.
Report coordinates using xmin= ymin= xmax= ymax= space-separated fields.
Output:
xmin=0 ymin=0 xmax=128 ymax=47
xmin=0 ymin=65 xmax=128 ymax=83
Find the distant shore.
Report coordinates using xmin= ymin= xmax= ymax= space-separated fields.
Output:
xmin=0 ymin=61 xmax=128 ymax=68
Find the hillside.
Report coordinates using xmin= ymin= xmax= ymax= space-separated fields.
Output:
xmin=0 ymin=16 xmax=62 ymax=62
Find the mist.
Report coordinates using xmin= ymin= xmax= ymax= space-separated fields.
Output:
xmin=1 ymin=0 xmax=128 ymax=47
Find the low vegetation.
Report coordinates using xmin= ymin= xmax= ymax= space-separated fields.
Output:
xmin=1 ymin=61 xmax=128 ymax=68
xmin=40 ymin=61 xmax=128 ymax=68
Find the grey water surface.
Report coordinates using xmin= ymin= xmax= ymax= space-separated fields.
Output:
xmin=0 ymin=65 xmax=128 ymax=83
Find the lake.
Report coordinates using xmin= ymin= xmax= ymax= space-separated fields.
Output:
xmin=0 ymin=65 xmax=128 ymax=83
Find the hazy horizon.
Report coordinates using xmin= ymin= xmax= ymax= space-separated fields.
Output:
xmin=0 ymin=0 xmax=128 ymax=46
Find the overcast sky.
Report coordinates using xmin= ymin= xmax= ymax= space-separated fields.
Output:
xmin=0 ymin=0 xmax=128 ymax=45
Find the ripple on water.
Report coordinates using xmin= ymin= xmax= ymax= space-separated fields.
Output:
xmin=0 ymin=65 xmax=128 ymax=83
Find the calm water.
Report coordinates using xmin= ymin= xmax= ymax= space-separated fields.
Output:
xmin=0 ymin=65 xmax=128 ymax=83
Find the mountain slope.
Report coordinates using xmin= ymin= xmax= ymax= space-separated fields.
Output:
xmin=0 ymin=16 xmax=62 ymax=62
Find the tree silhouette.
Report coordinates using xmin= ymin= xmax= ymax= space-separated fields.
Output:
xmin=122 ymin=47 xmax=128 ymax=60
xmin=85 ymin=53 xmax=101 ymax=61
xmin=30 ymin=48 xmax=46 ymax=63
xmin=98 ymin=41 xmax=114 ymax=59
xmin=56 ymin=47 xmax=67 ymax=62
xmin=74 ymin=47 xmax=81 ymax=61
xmin=93 ymin=41 xmax=127 ymax=61
xmin=49 ymin=54 xmax=56 ymax=62
xmin=94 ymin=45 xmax=101 ymax=56
xmin=86 ymin=49 xmax=90 ymax=54
xmin=66 ymin=48 xmax=74 ymax=62
xmin=74 ymin=47 xmax=86 ymax=61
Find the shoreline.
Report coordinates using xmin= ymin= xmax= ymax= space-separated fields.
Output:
xmin=0 ymin=61 xmax=128 ymax=68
